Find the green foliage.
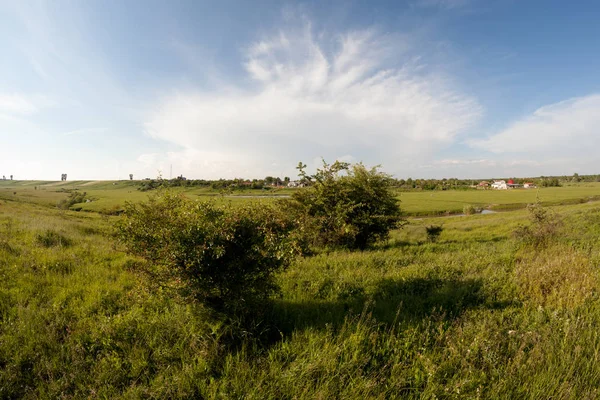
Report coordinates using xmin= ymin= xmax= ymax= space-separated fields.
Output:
xmin=57 ymin=190 xmax=87 ymax=210
xmin=463 ymin=204 xmax=477 ymax=215
xmin=539 ymin=177 xmax=561 ymax=187
xmin=286 ymin=161 xmax=403 ymax=250
xmin=35 ymin=229 xmax=72 ymax=248
xmin=425 ymin=225 xmax=443 ymax=242
xmin=6 ymin=186 xmax=600 ymax=398
xmin=116 ymin=192 xmax=300 ymax=314
xmin=137 ymin=179 xmax=163 ymax=191
xmin=514 ymin=201 xmax=563 ymax=248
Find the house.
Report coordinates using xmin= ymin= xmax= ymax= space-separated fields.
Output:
xmin=491 ymin=180 xmax=508 ymax=190
xmin=523 ymin=182 xmax=536 ymax=189
xmin=477 ymin=181 xmax=490 ymax=189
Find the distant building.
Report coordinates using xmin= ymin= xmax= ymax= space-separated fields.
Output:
xmin=491 ymin=180 xmax=508 ymax=190
xmin=523 ymin=182 xmax=536 ymax=189
xmin=287 ymin=180 xmax=305 ymax=188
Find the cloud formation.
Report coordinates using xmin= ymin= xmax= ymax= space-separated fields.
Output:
xmin=144 ymin=24 xmax=481 ymax=178
xmin=470 ymin=94 xmax=600 ymax=157
xmin=0 ymin=93 xmax=52 ymax=115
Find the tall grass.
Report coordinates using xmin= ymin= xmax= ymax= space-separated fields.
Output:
xmin=2 ymin=200 xmax=600 ymax=397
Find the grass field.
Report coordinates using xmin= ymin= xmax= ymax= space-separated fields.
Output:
xmin=3 ymin=188 xmax=600 ymax=397
xmin=2 ymin=179 xmax=600 ymax=216
xmin=398 ymin=183 xmax=600 ymax=215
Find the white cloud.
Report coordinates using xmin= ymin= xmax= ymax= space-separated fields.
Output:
xmin=145 ymin=23 xmax=481 ymax=178
xmin=0 ymin=93 xmax=47 ymax=115
xmin=435 ymin=159 xmax=496 ymax=166
xmin=470 ymin=94 xmax=600 ymax=156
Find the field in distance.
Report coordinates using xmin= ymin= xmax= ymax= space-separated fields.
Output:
xmin=2 ymin=179 xmax=600 ymax=216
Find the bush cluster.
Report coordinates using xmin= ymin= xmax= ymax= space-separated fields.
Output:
xmin=117 ymin=193 xmax=301 ymax=314
xmin=284 ymin=161 xmax=403 ymax=251
xmin=117 ymin=162 xmax=403 ymax=316
xmin=57 ymin=191 xmax=87 ymax=210
xmin=463 ymin=204 xmax=477 ymax=215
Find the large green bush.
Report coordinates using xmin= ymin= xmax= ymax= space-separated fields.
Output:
xmin=116 ymin=193 xmax=299 ymax=314
xmin=285 ymin=161 xmax=403 ymax=250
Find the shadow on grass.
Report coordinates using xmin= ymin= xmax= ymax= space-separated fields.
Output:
xmin=376 ymin=236 xmax=506 ymax=250
xmin=269 ymin=277 xmax=510 ymax=336
xmin=442 ymin=237 xmax=505 ymax=245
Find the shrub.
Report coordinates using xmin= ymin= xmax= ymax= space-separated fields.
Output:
xmin=513 ymin=201 xmax=562 ymax=248
xmin=116 ymin=192 xmax=300 ymax=315
xmin=57 ymin=191 xmax=87 ymax=210
xmin=425 ymin=225 xmax=443 ymax=243
xmin=463 ymin=204 xmax=477 ymax=215
xmin=284 ymin=161 xmax=403 ymax=250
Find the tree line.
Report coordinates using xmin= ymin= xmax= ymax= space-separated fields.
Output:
xmin=133 ymin=173 xmax=600 ymax=192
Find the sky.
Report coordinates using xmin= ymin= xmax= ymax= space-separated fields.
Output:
xmin=1 ymin=0 xmax=600 ymax=180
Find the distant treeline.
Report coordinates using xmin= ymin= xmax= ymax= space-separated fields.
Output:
xmin=136 ymin=173 xmax=600 ymax=192
xmin=137 ymin=175 xmax=291 ymax=192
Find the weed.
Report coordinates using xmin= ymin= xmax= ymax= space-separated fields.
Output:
xmin=35 ymin=229 xmax=72 ymax=248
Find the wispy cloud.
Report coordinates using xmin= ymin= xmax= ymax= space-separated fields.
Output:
xmin=435 ymin=159 xmax=496 ymax=166
xmin=0 ymin=93 xmax=51 ymax=115
xmin=145 ymin=22 xmax=481 ymax=178
xmin=62 ymin=127 xmax=107 ymax=137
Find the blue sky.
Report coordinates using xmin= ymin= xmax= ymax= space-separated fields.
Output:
xmin=1 ymin=0 xmax=600 ymax=180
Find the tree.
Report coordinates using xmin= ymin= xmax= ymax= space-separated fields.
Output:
xmin=9 ymin=175 xmax=12 ymax=180
xmin=116 ymin=193 xmax=300 ymax=315
xmin=285 ymin=160 xmax=403 ymax=250
xmin=129 ymin=174 xmax=133 ymax=181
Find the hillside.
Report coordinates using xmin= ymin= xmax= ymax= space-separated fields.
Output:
xmin=2 ymin=195 xmax=600 ymax=397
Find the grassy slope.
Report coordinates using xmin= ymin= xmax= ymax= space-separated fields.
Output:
xmin=2 ymin=195 xmax=600 ymax=398
xmin=0 ymin=180 xmax=285 ymax=213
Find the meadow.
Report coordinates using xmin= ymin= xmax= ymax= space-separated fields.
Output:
xmin=2 ymin=179 xmax=600 ymax=215
xmin=2 ymin=180 xmax=600 ymax=398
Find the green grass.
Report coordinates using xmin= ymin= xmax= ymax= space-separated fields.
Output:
xmin=3 ymin=179 xmax=600 ymax=216
xmin=397 ymin=183 xmax=600 ymax=215
xmin=3 ymin=193 xmax=600 ymax=397
xmin=0 ymin=180 xmax=285 ymax=213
